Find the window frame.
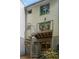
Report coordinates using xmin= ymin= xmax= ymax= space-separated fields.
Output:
xmin=40 ymin=3 xmax=50 ymax=15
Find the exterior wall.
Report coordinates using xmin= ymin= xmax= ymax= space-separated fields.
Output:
xmin=25 ymin=0 xmax=59 ymax=48
xmin=20 ymin=2 xmax=25 ymax=38
xmin=20 ymin=37 xmax=25 ymax=55
xmin=26 ymin=0 xmax=58 ymax=36
xmin=20 ymin=2 xmax=25 ymax=56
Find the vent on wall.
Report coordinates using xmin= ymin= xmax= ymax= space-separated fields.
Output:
xmin=28 ymin=9 xmax=32 ymax=14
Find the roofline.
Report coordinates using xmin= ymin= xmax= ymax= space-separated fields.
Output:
xmin=24 ymin=0 xmax=46 ymax=9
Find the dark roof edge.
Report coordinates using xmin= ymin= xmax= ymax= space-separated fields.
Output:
xmin=24 ymin=0 xmax=46 ymax=9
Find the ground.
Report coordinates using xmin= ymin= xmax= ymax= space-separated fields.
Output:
xmin=20 ymin=56 xmax=37 ymax=59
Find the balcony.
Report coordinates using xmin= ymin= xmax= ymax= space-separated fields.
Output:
xmin=26 ymin=20 xmax=53 ymax=39
xmin=34 ymin=30 xmax=52 ymax=39
xmin=36 ymin=20 xmax=53 ymax=33
xmin=31 ymin=20 xmax=53 ymax=39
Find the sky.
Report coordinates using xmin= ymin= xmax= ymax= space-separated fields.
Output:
xmin=21 ymin=0 xmax=39 ymax=6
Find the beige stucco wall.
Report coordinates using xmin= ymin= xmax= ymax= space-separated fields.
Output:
xmin=26 ymin=0 xmax=59 ymax=38
xmin=20 ymin=2 xmax=25 ymax=55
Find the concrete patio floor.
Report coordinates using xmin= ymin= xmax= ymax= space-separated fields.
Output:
xmin=20 ymin=56 xmax=37 ymax=59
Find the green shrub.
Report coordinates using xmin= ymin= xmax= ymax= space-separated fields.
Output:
xmin=40 ymin=48 xmax=59 ymax=59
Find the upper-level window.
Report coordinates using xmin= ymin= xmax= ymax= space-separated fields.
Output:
xmin=39 ymin=21 xmax=51 ymax=31
xmin=28 ymin=9 xmax=32 ymax=14
xmin=40 ymin=4 xmax=50 ymax=15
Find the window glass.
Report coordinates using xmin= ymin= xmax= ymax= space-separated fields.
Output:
xmin=40 ymin=4 xmax=50 ymax=15
xmin=39 ymin=21 xmax=51 ymax=31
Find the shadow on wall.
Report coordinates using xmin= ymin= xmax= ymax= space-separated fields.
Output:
xmin=53 ymin=36 xmax=59 ymax=50
xmin=20 ymin=37 xmax=25 ymax=56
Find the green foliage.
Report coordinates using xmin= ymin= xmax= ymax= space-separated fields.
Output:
xmin=40 ymin=48 xmax=59 ymax=59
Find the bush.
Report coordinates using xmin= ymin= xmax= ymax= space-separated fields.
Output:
xmin=40 ymin=48 xmax=59 ymax=59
